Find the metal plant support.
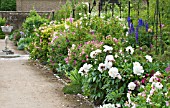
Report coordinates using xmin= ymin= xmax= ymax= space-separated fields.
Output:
xmin=1 ymin=25 xmax=14 ymax=55
xmin=128 ymin=0 xmax=130 ymax=17
xmin=99 ymin=0 xmax=120 ymax=17
xmin=154 ymin=0 xmax=161 ymax=54
xmin=88 ymin=0 xmax=97 ymax=19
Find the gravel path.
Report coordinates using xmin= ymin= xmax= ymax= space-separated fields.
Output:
xmin=0 ymin=39 xmax=92 ymax=108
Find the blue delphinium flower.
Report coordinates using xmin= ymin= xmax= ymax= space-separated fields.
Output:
xmin=135 ymin=27 xmax=139 ymax=44
xmin=138 ymin=18 xmax=144 ymax=27
xmin=146 ymin=22 xmax=149 ymax=32
xmin=129 ymin=23 xmax=135 ymax=34
xmin=127 ymin=17 xmax=131 ymax=27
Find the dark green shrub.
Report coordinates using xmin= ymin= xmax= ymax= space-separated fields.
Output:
xmin=0 ymin=17 xmax=6 ymax=39
xmin=0 ymin=0 xmax=16 ymax=11
xmin=22 ymin=10 xmax=49 ymax=34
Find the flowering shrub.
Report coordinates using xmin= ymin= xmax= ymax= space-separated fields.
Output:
xmin=73 ymin=44 xmax=169 ymax=106
xmin=65 ymin=40 xmax=104 ymax=68
xmin=48 ymin=35 xmax=71 ymax=72
xmin=129 ymin=71 xmax=170 ymax=108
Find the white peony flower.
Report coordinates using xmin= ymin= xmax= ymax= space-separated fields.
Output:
xmin=78 ymin=67 xmax=85 ymax=75
xmin=95 ymin=49 xmax=102 ymax=54
xmin=149 ymin=76 xmax=158 ymax=82
xmin=145 ymin=55 xmax=153 ymax=62
xmin=154 ymin=82 xmax=163 ymax=89
xmin=90 ymin=51 xmax=96 ymax=58
xmin=78 ymin=63 xmax=92 ymax=75
xmin=103 ymin=45 xmax=113 ymax=53
xmin=83 ymin=63 xmax=92 ymax=72
xmin=105 ymin=55 xmax=115 ymax=62
xmin=128 ymin=82 xmax=136 ymax=90
xmin=98 ymin=63 xmax=106 ymax=73
xmin=105 ymin=61 xmax=113 ymax=69
xmin=154 ymin=71 xmax=162 ymax=77
xmin=108 ymin=67 xmax=120 ymax=79
xmin=90 ymin=49 xmax=102 ymax=58
xmin=133 ymin=62 xmax=144 ymax=75
xmin=126 ymin=46 xmax=134 ymax=55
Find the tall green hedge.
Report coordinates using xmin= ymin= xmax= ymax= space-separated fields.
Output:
xmin=0 ymin=0 xmax=16 ymax=11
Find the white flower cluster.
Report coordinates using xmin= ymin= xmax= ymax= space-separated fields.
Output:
xmin=91 ymin=45 xmax=122 ymax=79
xmin=146 ymin=71 xmax=163 ymax=104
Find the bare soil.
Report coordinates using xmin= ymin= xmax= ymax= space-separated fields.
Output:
xmin=0 ymin=39 xmax=93 ymax=108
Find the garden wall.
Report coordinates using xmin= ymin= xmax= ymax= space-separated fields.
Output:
xmin=0 ymin=11 xmax=51 ymax=30
xmin=16 ymin=0 xmax=67 ymax=11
